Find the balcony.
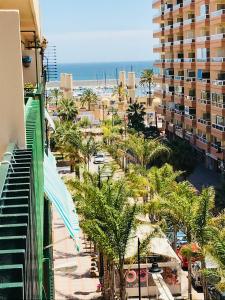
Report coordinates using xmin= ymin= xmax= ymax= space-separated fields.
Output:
xmin=175 ymin=125 xmax=184 ymax=138
xmin=173 ymin=21 xmax=183 ymax=29
xmin=195 ymin=14 xmax=209 ymax=23
xmin=154 ymin=74 xmax=165 ymax=84
xmin=211 ymin=123 xmax=225 ymax=140
xmin=153 ymin=27 xmax=164 ymax=38
xmin=174 ymin=93 xmax=184 ymax=104
xmin=211 ymin=9 xmax=225 ymax=18
xmin=164 ymin=58 xmax=174 ymax=67
xmin=157 ymin=104 xmax=166 ymax=115
xmin=184 ymin=95 xmax=196 ymax=107
xmin=195 ymin=36 xmax=210 ymax=46
xmin=184 ymin=114 xmax=197 ymax=126
xmin=184 ymin=131 xmax=196 ymax=145
xmin=185 ymin=76 xmax=196 ymax=82
xmin=153 ymin=11 xmax=164 ymax=23
xmin=174 ymin=109 xmax=185 ymax=122
xmin=152 ymin=0 xmax=162 ymax=9
xmin=210 ymin=144 xmax=224 ymax=160
xmin=212 ymin=80 xmax=225 ymax=86
xmin=211 ymin=33 xmax=225 ymax=41
xmin=183 ymin=58 xmax=195 ymax=68
xmin=153 ymin=43 xmax=165 ymax=52
xmin=196 ymin=135 xmax=210 ymax=152
xmin=197 ymin=98 xmax=211 ymax=111
xmin=197 ymin=118 xmax=211 ymax=133
xmin=165 ymin=75 xmax=174 ymax=84
xmin=164 ymin=24 xmax=173 ymax=34
xmin=211 ymin=101 xmax=225 ymax=117
xmin=197 ymin=78 xmax=211 ymax=87
xmin=210 ymin=9 xmax=225 ymax=25
xmin=165 ymin=91 xmax=175 ymax=102
xmin=173 ymin=3 xmax=183 ymax=12
xmin=154 ymin=59 xmax=165 ymax=67
xmin=174 ymin=75 xmax=184 ymax=83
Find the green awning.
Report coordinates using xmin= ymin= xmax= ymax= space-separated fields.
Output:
xmin=44 ymin=152 xmax=80 ymax=251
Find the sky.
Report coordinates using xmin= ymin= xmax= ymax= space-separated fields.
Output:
xmin=40 ymin=0 xmax=154 ymax=63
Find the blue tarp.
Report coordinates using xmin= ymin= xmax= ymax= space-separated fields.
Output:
xmin=44 ymin=152 xmax=80 ymax=251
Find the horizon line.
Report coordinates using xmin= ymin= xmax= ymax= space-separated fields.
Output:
xmin=57 ymin=60 xmax=154 ymax=65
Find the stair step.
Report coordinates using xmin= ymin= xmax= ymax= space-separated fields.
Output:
xmin=3 ymin=183 xmax=30 ymax=191
xmin=0 ymin=214 xmax=28 ymax=225
xmin=7 ymin=172 xmax=30 ymax=178
xmin=0 ymin=205 xmax=28 ymax=214
xmin=0 ymin=197 xmax=29 ymax=206
xmin=6 ymin=177 xmax=30 ymax=184
xmin=0 ymin=250 xmax=25 ymax=265
xmin=1 ymin=190 xmax=29 ymax=197
xmin=0 ymin=224 xmax=27 ymax=236
xmin=0 ymin=264 xmax=23 ymax=283
xmin=0 ymin=236 xmax=26 ymax=250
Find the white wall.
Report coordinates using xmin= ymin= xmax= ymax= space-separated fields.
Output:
xmin=0 ymin=10 xmax=26 ymax=158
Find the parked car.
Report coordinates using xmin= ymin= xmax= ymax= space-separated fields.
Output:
xmin=94 ymin=153 xmax=105 ymax=164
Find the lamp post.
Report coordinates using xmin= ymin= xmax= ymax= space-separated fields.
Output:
xmin=138 ymin=238 xmax=141 ymax=300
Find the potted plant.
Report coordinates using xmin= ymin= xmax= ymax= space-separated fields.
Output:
xmin=22 ymin=56 xmax=32 ymax=68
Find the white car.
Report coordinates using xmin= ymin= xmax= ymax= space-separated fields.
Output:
xmin=94 ymin=153 xmax=105 ymax=164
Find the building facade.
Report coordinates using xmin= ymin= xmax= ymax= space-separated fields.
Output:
xmin=153 ymin=0 xmax=225 ymax=171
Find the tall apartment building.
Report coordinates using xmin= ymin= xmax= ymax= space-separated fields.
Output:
xmin=153 ymin=0 xmax=225 ymax=171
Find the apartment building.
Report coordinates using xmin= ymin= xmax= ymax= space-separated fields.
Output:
xmin=0 ymin=1 xmax=79 ymax=299
xmin=153 ymin=0 xmax=225 ymax=171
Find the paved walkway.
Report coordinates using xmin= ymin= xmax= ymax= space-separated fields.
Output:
xmin=53 ymin=208 xmax=101 ymax=300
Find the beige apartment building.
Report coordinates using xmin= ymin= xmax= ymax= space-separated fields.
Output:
xmin=153 ymin=0 xmax=225 ymax=171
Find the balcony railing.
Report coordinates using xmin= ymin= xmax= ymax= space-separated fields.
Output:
xmin=153 ymin=11 xmax=164 ymax=18
xmin=198 ymin=78 xmax=211 ymax=84
xmin=155 ymin=59 xmax=165 ymax=63
xmin=164 ymin=7 xmax=173 ymax=14
xmin=174 ymin=58 xmax=184 ymax=62
xmin=167 ymin=91 xmax=174 ymax=96
xmin=185 ymin=95 xmax=195 ymax=101
xmin=211 ymin=9 xmax=225 ymax=18
xmin=175 ymin=92 xmax=184 ymax=97
xmin=198 ymin=98 xmax=211 ymax=105
xmin=196 ymin=14 xmax=209 ymax=22
xmin=165 ymin=75 xmax=174 ymax=79
xmin=212 ymin=101 xmax=225 ymax=108
xmin=185 ymin=114 xmax=196 ymax=119
xmin=183 ymin=18 xmax=195 ymax=25
xmin=212 ymin=123 xmax=225 ymax=131
xmin=197 ymin=118 xmax=211 ymax=126
xmin=197 ymin=58 xmax=210 ymax=62
xmin=196 ymin=36 xmax=210 ymax=42
xmin=175 ymin=109 xmax=184 ymax=115
xmin=211 ymin=57 xmax=225 ymax=62
xmin=173 ymin=22 xmax=183 ymax=28
xmin=196 ymin=135 xmax=208 ymax=144
xmin=174 ymin=40 xmax=183 ymax=45
xmin=174 ymin=75 xmax=184 ymax=80
xmin=212 ymin=80 xmax=225 ymax=86
xmin=184 ymin=58 xmax=195 ymax=62
xmin=185 ymin=77 xmax=196 ymax=82
xmin=173 ymin=3 xmax=183 ymax=11
xmin=165 ymin=58 xmax=174 ymax=62
xmin=211 ymin=33 xmax=225 ymax=41
xmin=165 ymin=41 xmax=173 ymax=47
xmin=183 ymin=38 xmax=195 ymax=44
xmin=164 ymin=24 xmax=173 ymax=30
xmin=153 ymin=43 xmax=165 ymax=49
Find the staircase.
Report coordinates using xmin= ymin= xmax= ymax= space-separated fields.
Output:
xmin=0 ymin=149 xmax=39 ymax=300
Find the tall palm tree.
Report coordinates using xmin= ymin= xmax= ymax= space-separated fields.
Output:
xmin=127 ymin=102 xmax=146 ymax=132
xmin=81 ymin=136 xmax=99 ymax=170
xmin=127 ymin=134 xmax=170 ymax=169
xmin=57 ymin=98 xmax=78 ymax=122
xmin=139 ymin=69 xmax=154 ymax=106
xmin=51 ymin=88 xmax=62 ymax=107
xmin=112 ymin=84 xmax=127 ymax=102
xmin=80 ymin=88 xmax=98 ymax=110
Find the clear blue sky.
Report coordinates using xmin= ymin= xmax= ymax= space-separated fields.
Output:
xmin=40 ymin=0 xmax=155 ymax=63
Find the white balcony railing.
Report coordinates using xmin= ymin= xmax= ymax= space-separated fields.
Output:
xmin=173 ymin=22 xmax=183 ymax=28
xmin=174 ymin=58 xmax=184 ymax=62
xmin=164 ymin=24 xmax=173 ymax=30
xmin=196 ymin=36 xmax=210 ymax=42
xmin=198 ymin=98 xmax=211 ymax=105
xmin=185 ymin=77 xmax=196 ymax=82
xmin=196 ymin=136 xmax=208 ymax=144
xmin=165 ymin=41 xmax=173 ymax=47
xmin=185 ymin=114 xmax=196 ymax=120
xmin=212 ymin=80 xmax=225 ymax=86
xmin=184 ymin=58 xmax=195 ymax=62
xmin=165 ymin=58 xmax=174 ymax=62
xmin=211 ymin=33 xmax=225 ymax=41
xmin=175 ymin=109 xmax=184 ymax=115
xmin=173 ymin=3 xmax=183 ymax=11
xmin=212 ymin=101 xmax=225 ymax=109
xmin=197 ymin=58 xmax=210 ymax=62
xmin=212 ymin=123 xmax=225 ymax=132
xmin=197 ymin=119 xmax=211 ymax=126
xmin=198 ymin=78 xmax=210 ymax=84
xmin=174 ymin=40 xmax=183 ymax=45
xmin=183 ymin=18 xmax=195 ymax=25
xmin=185 ymin=95 xmax=195 ymax=101
xmin=196 ymin=14 xmax=209 ymax=22
xmin=174 ymin=75 xmax=184 ymax=80
xmin=211 ymin=57 xmax=225 ymax=62
xmin=183 ymin=0 xmax=192 ymax=7
xmin=165 ymin=75 xmax=174 ymax=79
xmin=211 ymin=9 xmax=225 ymax=18
xmin=183 ymin=38 xmax=195 ymax=44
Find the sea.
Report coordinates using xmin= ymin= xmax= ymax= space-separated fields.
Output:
xmin=57 ymin=61 xmax=155 ymax=82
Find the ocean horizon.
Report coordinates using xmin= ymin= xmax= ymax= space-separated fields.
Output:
xmin=56 ymin=61 xmax=155 ymax=82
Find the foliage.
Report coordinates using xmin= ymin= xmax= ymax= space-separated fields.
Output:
xmin=112 ymin=84 xmax=127 ymax=102
xmin=80 ymin=88 xmax=98 ymax=110
xmin=57 ymin=98 xmax=78 ymax=122
xmin=81 ymin=136 xmax=99 ymax=170
xmin=139 ymin=69 xmax=154 ymax=105
xmin=77 ymin=116 xmax=91 ymax=128
xmin=127 ymin=102 xmax=146 ymax=132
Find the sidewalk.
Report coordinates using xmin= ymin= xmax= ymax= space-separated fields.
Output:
xmin=53 ymin=208 xmax=101 ymax=300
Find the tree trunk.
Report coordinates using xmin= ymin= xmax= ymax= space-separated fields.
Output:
xmin=102 ymin=255 xmax=110 ymax=300
xmin=188 ymin=258 xmax=192 ymax=300
xmin=201 ymin=258 xmax=209 ymax=300
xmin=119 ymin=267 xmax=126 ymax=300
xmin=70 ymin=163 xmax=74 ymax=173
xmin=88 ymin=102 xmax=91 ymax=111
xmin=172 ymin=225 xmax=177 ymax=252
xmin=75 ymin=165 xmax=80 ymax=179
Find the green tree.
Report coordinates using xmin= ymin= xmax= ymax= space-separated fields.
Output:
xmin=82 ymin=136 xmax=99 ymax=170
xmin=57 ymin=98 xmax=78 ymax=122
xmin=112 ymin=84 xmax=127 ymax=102
xmin=51 ymin=88 xmax=62 ymax=107
xmin=139 ymin=69 xmax=154 ymax=106
xmin=127 ymin=134 xmax=170 ymax=169
xmin=80 ymin=88 xmax=98 ymax=110
xmin=127 ymin=102 xmax=146 ymax=132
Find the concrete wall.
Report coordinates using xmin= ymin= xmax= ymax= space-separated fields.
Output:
xmin=0 ymin=10 xmax=26 ymax=159
xmin=22 ymin=48 xmax=41 ymax=85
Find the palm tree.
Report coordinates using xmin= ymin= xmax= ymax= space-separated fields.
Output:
xmin=57 ymin=98 xmax=78 ymax=122
xmin=80 ymin=88 xmax=98 ymax=110
xmin=139 ymin=69 xmax=154 ymax=106
xmin=112 ymin=84 xmax=127 ymax=102
xmin=127 ymin=102 xmax=146 ymax=132
xmin=81 ymin=136 xmax=99 ymax=170
xmin=192 ymin=187 xmax=215 ymax=300
xmin=127 ymin=134 xmax=170 ymax=169
xmin=51 ymin=88 xmax=62 ymax=107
